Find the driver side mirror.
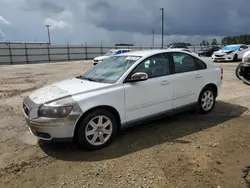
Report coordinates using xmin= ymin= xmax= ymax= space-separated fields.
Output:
xmin=127 ymin=72 xmax=148 ymax=82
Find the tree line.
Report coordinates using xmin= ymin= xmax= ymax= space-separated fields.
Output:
xmin=221 ymin=35 xmax=250 ymax=45
xmin=200 ymin=34 xmax=250 ymax=46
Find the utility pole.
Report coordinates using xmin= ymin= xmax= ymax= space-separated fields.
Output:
xmin=152 ymin=30 xmax=155 ymax=47
xmin=45 ymin=25 xmax=51 ymax=45
xmin=160 ymin=8 xmax=164 ymax=49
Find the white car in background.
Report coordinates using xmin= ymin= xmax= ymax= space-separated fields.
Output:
xmin=93 ymin=49 xmax=132 ymax=65
xmin=212 ymin=44 xmax=249 ymax=62
xmin=22 ymin=49 xmax=223 ymax=150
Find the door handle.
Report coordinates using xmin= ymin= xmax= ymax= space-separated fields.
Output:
xmin=161 ymin=80 xmax=170 ymax=85
xmin=195 ymin=74 xmax=203 ymax=78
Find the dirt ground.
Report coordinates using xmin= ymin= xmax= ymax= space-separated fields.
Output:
xmin=0 ymin=59 xmax=250 ymax=188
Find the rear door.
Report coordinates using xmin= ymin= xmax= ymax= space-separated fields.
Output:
xmin=170 ymin=52 xmax=207 ymax=109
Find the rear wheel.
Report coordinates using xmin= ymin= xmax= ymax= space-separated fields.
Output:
xmin=197 ymin=86 xmax=216 ymax=114
xmin=75 ymin=109 xmax=117 ymax=150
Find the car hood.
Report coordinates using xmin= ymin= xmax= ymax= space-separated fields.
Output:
xmin=29 ymin=78 xmax=111 ymax=104
xmin=214 ymin=50 xmax=235 ymax=55
xmin=94 ymin=56 xmax=110 ymax=61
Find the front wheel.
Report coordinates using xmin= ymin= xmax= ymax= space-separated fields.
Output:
xmin=75 ymin=109 xmax=117 ymax=150
xmin=235 ymin=63 xmax=243 ymax=80
xmin=233 ymin=54 xmax=238 ymax=62
xmin=197 ymin=87 xmax=216 ymax=114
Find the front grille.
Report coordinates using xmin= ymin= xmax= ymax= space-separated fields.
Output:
xmin=94 ymin=60 xmax=99 ymax=62
xmin=215 ymin=55 xmax=224 ymax=57
xmin=23 ymin=103 xmax=30 ymax=116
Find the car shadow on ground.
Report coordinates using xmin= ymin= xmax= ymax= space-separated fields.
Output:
xmin=39 ymin=100 xmax=248 ymax=161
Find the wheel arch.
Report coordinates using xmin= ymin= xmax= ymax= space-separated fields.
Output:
xmin=73 ymin=105 xmax=121 ymax=138
xmin=201 ymin=83 xmax=218 ymax=97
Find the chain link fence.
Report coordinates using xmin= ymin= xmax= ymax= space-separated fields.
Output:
xmin=0 ymin=42 xmax=212 ymax=65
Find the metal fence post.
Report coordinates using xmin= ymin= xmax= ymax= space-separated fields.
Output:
xmin=24 ymin=42 xmax=28 ymax=64
xmin=101 ymin=42 xmax=103 ymax=55
xmin=8 ymin=42 xmax=13 ymax=64
xmin=67 ymin=43 xmax=70 ymax=61
xmin=47 ymin=43 xmax=51 ymax=62
xmin=85 ymin=43 xmax=88 ymax=60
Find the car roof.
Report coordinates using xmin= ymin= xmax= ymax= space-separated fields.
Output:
xmin=118 ymin=49 xmax=196 ymax=58
xmin=109 ymin=49 xmax=131 ymax=51
xmin=225 ymin=44 xmax=244 ymax=47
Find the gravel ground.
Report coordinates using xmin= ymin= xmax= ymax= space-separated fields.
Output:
xmin=0 ymin=58 xmax=250 ymax=188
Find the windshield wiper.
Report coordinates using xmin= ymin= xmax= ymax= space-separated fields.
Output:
xmin=77 ymin=75 xmax=98 ymax=82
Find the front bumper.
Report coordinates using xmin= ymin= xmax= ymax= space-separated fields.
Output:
xmin=22 ymin=96 xmax=82 ymax=141
xmin=212 ymin=54 xmax=233 ymax=61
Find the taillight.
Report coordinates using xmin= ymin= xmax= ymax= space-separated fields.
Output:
xmin=220 ymin=67 xmax=223 ymax=80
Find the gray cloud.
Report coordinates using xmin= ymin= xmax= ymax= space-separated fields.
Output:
xmin=22 ymin=0 xmax=65 ymax=14
xmin=1 ymin=0 xmax=250 ymax=45
xmin=82 ymin=0 xmax=250 ymax=36
xmin=0 ymin=29 xmax=5 ymax=39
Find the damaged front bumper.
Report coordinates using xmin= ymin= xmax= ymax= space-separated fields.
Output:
xmin=22 ymin=96 xmax=82 ymax=142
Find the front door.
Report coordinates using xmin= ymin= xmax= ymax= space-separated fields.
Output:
xmin=123 ymin=53 xmax=174 ymax=122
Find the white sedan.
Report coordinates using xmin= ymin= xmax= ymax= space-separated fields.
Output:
xmin=212 ymin=44 xmax=249 ymax=62
xmin=22 ymin=49 xmax=223 ymax=150
xmin=93 ymin=49 xmax=131 ymax=65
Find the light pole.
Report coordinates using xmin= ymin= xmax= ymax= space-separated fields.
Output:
xmin=45 ymin=25 xmax=51 ymax=45
xmin=152 ymin=30 xmax=155 ymax=47
xmin=160 ymin=8 xmax=164 ymax=49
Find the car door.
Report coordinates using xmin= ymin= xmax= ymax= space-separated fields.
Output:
xmin=171 ymin=52 xmax=206 ymax=109
xmin=239 ymin=45 xmax=249 ymax=59
xmin=123 ymin=53 xmax=174 ymax=122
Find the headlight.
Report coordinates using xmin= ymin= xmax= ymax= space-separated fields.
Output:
xmin=243 ymin=53 xmax=250 ymax=64
xmin=38 ymin=105 xmax=73 ymax=118
xmin=224 ymin=51 xmax=234 ymax=55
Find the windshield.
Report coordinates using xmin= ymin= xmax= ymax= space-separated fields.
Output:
xmin=81 ymin=56 xmax=141 ymax=84
xmin=221 ymin=45 xmax=240 ymax=51
xmin=104 ymin=50 xmax=115 ymax=56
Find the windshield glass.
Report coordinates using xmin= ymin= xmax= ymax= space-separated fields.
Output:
xmin=104 ymin=50 xmax=115 ymax=56
xmin=81 ymin=56 xmax=141 ymax=84
xmin=221 ymin=45 xmax=240 ymax=51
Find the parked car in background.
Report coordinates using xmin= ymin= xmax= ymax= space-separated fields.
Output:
xmin=212 ymin=44 xmax=249 ymax=62
xmin=93 ymin=49 xmax=131 ymax=65
xmin=198 ymin=46 xmax=221 ymax=57
xmin=22 ymin=49 xmax=223 ymax=150
xmin=235 ymin=50 xmax=250 ymax=85
xmin=165 ymin=43 xmax=189 ymax=49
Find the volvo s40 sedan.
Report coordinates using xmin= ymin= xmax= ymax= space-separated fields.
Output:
xmin=22 ymin=49 xmax=223 ymax=150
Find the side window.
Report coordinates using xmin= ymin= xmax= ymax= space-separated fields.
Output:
xmin=242 ymin=45 xmax=248 ymax=49
xmin=194 ymin=57 xmax=207 ymax=70
xmin=172 ymin=52 xmax=206 ymax=73
xmin=116 ymin=50 xmax=121 ymax=55
xmin=131 ymin=54 xmax=170 ymax=79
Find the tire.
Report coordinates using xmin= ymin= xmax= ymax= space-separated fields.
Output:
xmin=242 ymin=78 xmax=250 ymax=86
xmin=75 ymin=109 xmax=118 ymax=150
xmin=233 ymin=54 xmax=238 ymax=62
xmin=197 ymin=86 xmax=216 ymax=114
xmin=235 ymin=63 xmax=242 ymax=80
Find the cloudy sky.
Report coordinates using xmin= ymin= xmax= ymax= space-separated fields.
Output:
xmin=0 ymin=0 xmax=249 ymax=46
